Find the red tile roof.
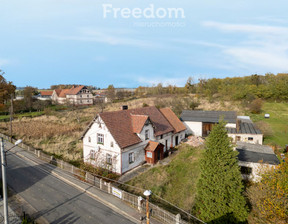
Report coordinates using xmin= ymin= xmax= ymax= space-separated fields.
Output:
xmin=128 ymin=107 xmax=174 ymax=136
xmin=131 ymin=114 xmax=149 ymax=134
xmin=54 ymin=85 xmax=85 ymax=98
xmin=58 ymin=89 xmax=71 ymax=98
xmin=160 ymin=108 xmax=186 ymax=133
xmin=100 ymin=110 xmax=142 ymax=149
xmin=40 ymin=91 xmax=53 ymax=96
xmin=98 ymin=106 xmax=175 ymax=149
xmin=145 ymin=141 xmax=160 ymax=152
xmin=66 ymin=85 xmax=85 ymax=95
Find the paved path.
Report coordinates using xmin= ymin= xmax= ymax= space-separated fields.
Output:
xmin=0 ymin=199 xmax=21 ymax=224
xmin=2 ymin=141 xmax=135 ymax=224
xmin=2 ymin=140 xmax=162 ymax=224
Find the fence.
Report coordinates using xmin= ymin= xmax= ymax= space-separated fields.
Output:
xmin=0 ymin=133 xmax=204 ymax=224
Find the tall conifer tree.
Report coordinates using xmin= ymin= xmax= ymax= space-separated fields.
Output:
xmin=195 ymin=121 xmax=248 ymax=223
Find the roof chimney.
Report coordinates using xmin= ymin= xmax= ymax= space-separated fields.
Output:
xmin=122 ymin=105 xmax=128 ymax=110
xmin=236 ymin=119 xmax=241 ymax=133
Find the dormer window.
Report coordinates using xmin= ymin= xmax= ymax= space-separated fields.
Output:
xmin=145 ymin=130 xmax=149 ymax=140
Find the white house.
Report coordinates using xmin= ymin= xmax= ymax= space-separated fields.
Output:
xmin=36 ymin=91 xmax=53 ymax=101
xmin=82 ymin=106 xmax=186 ymax=175
xmin=236 ymin=142 xmax=280 ymax=182
xmin=52 ymin=85 xmax=93 ymax=105
xmin=181 ymin=110 xmax=263 ymax=145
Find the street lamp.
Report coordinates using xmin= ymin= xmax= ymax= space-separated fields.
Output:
xmin=1 ymin=137 xmax=22 ymax=224
xmin=143 ymin=190 xmax=152 ymax=224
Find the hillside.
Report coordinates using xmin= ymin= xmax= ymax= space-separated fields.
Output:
xmin=250 ymin=102 xmax=288 ymax=148
xmin=0 ymin=95 xmax=243 ymax=163
xmin=125 ymin=144 xmax=203 ymax=214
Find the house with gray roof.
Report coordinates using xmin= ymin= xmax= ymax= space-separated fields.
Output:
xmin=181 ymin=110 xmax=263 ymax=144
xmin=236 ymin=142 xmax=280 ymax=181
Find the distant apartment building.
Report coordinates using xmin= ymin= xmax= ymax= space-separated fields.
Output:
xmin=52 ymin=85 xmax=93 ymax=105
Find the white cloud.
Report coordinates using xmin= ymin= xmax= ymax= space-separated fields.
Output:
xmin=202 ymin=21 xmax=288 ymax=35
xmin=201 ymin=21 xmax=288 ymax=73
xmin=47 ymin=27 xmax=161 ymax=48
xmin=137 ymin=76 xmax=188 ymax=87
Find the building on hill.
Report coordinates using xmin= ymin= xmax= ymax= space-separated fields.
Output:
xmin=51 ymin=85 xmax=93 ymax=105
xmin=81 ymin=106 xmax=186 ymax=175
xmin=37 ymin=91 xmax=53 ymax=101
xmin=236 ymin=142 xmax=280 ymax=182
xmin=181 ymin=110 xmax=263 ymax=144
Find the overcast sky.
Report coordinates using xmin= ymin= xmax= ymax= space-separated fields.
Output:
xmin=1 ymin=0 xmax=288 ymax=88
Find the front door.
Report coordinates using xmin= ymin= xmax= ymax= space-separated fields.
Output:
xmin=175 ymin=136 xmax=179 ymax=145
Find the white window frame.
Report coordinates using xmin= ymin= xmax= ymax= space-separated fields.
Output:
xmin=97 ymin=133 xmax=104 ymax=144
xmin=106 ymin=153 xmax=112 ymax=165
xmin=88 ymin=136 xmax=91 ymax=143
xmin=110 ymin=141 xmax=114 ymax=147
xmin=129 ymin=152 xmax=135 ymax=164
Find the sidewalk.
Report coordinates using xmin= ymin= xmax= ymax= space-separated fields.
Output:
xmin=0 ymin=199 xmax=21 ymax=224
xmin=6 ymin=141 xmax=163 ymax=224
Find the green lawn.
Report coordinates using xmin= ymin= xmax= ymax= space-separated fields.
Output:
xmin=126 ymin=144 xmax=203 ymax=212
xmin=249 ymin=102 xmax=288 ymax=148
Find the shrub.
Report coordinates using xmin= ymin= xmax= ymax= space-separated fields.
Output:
xmin=249 ymin=98 xmax=263 ymax=114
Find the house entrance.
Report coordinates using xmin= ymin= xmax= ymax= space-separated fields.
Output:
xmin=202 ymin=123 xmax=214 ymax=137
xmin=175 ymin=136 xmax=179 ymax=145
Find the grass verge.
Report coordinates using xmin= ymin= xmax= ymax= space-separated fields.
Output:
xmin=124 ymin=144 xmax=203 ymax=213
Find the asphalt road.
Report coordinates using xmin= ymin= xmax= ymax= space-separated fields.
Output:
xmin=3 ymin=144 xmax=135 ymax=224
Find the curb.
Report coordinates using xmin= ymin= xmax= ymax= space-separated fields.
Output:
xmin=13 ymin=150 xmax=140 ymax=224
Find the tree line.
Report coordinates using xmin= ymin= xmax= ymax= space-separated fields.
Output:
xmin=133 ymin=73 xmax=288 ymax=102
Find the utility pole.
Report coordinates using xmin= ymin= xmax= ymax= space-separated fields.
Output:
xmin=9 ymin=94 xmax=13 ymax=142
xmin=143 ymin=190 xmax=152 ymax=224
xmin=0 ymin=137 xmax=9 ymax=224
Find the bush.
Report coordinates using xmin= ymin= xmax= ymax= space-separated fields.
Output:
xmin=249 ymin=98 xmax=263 ymax=114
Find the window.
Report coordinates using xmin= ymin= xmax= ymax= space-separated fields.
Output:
xmin=88 ymin=137 xmax=91 ymax=143
xmin=147 ymin=151 xmax=153 ymax=158
xmin=90 ymin=150 xmax=95 ymax=160
xmin=145 ymin=130 xmax=149 ymax=140
xmin=240 ymin=166 xmax=252 ymax=175
xmin=97 ymin=133 xmax=104 ymax=144
xmin=80 ymin=95 xmax=82 ymax=98
xmin=160 ymin=135 xmax=163 ymax=139
xmin=110 ymin=141 xmax=114 ymax=147
xmin=236 ymin=136 xmax=241 ymax=141
xmin=129 ymin=152 xmax=135 ymax=164
xmin=106 ymin=153 xmax=112 ymax=165
xmin=248 ymin=137 xmax=254 ymax=141
xmin=87 ymin=95 xmax=89 ymax=97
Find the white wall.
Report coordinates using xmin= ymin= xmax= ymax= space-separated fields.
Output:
xmin=121 ymin=144 xmax=146 ymax=174
xmin=183 ymin=121 xmax=202 ymax=136
xmin=239 ymin=161 xmax=276 ymax=182
xmin=229 ymin=133 xmax=263 ymax=145
xmin=157 ymin=132 xmax=173 ymax=152
xmin=83 ymin=116 xmax=122 ymax=174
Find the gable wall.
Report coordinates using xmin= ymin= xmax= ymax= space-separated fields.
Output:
xmin=83 ymin=116 xmax=122 ymax=173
